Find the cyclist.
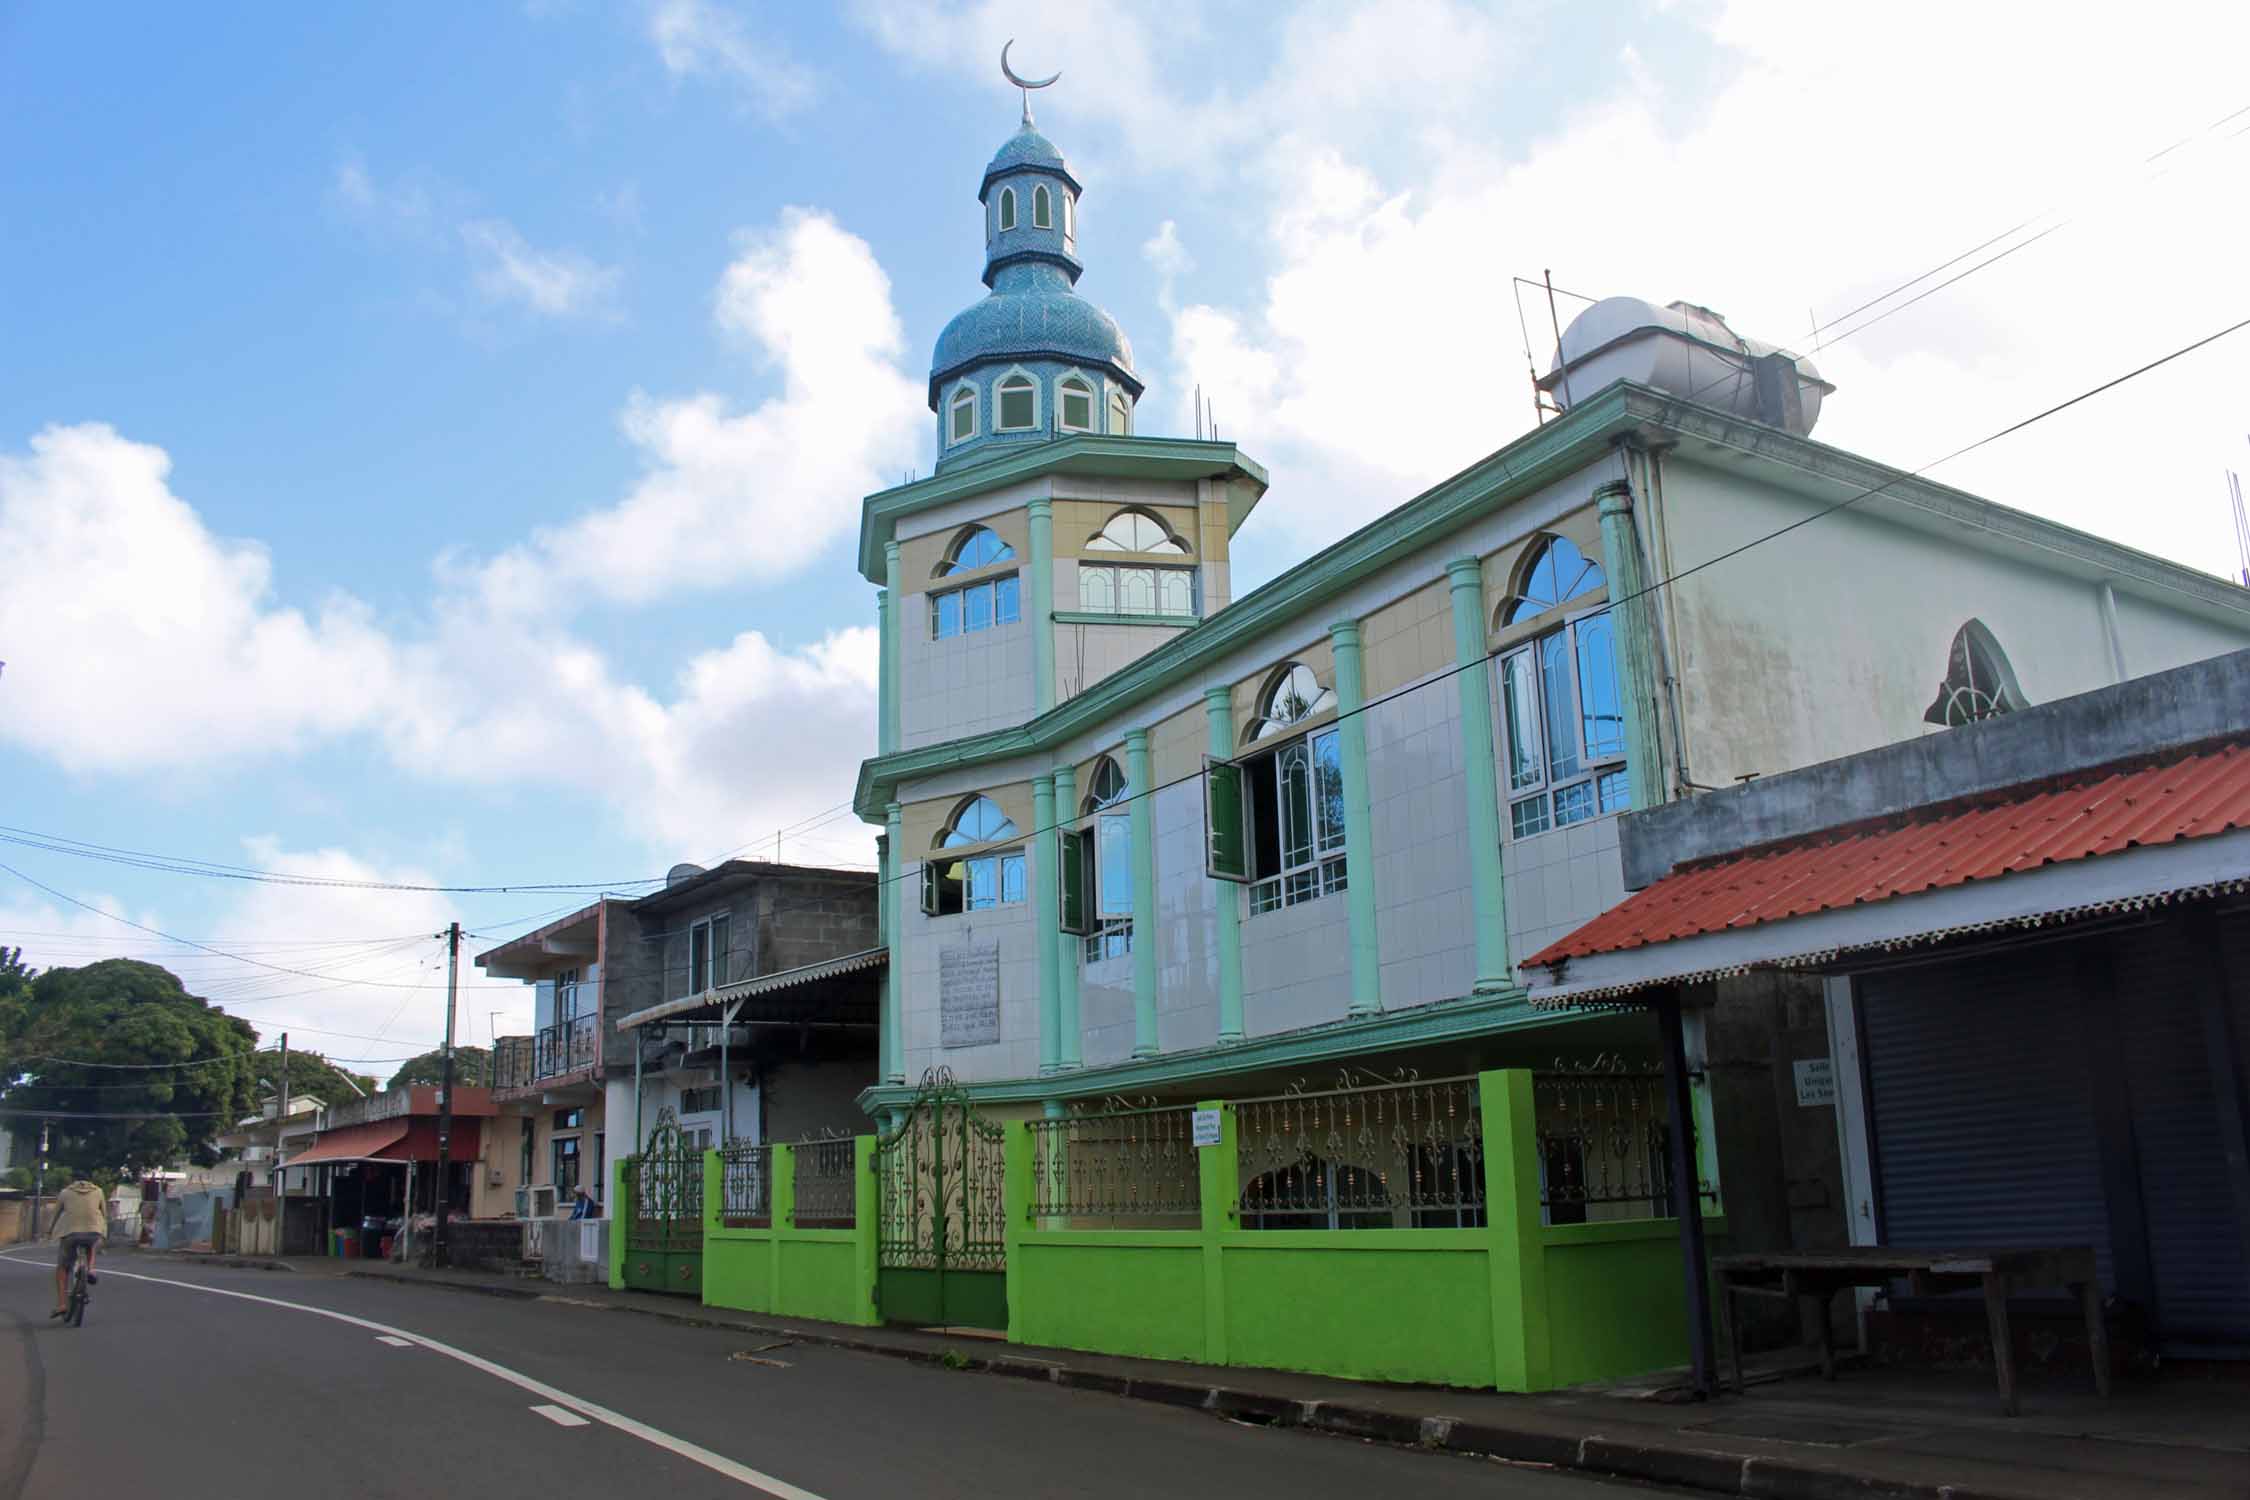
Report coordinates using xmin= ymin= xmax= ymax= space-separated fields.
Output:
xmin=50 ymin=1177 xmax=107 ymax=1318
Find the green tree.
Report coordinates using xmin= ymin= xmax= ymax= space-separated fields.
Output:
xmin=252 ymin=1049 xmax=378 ymax=1111
xmin=385 ymin=1045 xmax=491 ymax=1091
xmin=0 ymin=959 xmax=261 ymax=1176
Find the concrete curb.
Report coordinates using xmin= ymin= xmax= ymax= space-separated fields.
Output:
xmin=333 ymin=1270 xmax=2147 ymax=1500
xmin=150 ymin=1251 xmax=294 ymax=1272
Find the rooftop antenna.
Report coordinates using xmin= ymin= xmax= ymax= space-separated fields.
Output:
xmin=1543 ymin=269 xmax=1573 ymax=411
xmin=1194 ymin=383 xmax=1204 ymax=440
xmin=1000 ymin=40 xmax=1060 ymax=127
xmin=2229 ymin=463 xmax=2248 ymax=588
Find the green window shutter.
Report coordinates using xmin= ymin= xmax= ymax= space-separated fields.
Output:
xmin=919 ymin=861 xmax=940 ymax=918
xmin=1058 ymin=827 xmax=1094 ymax=935
xmin=1204 ymin=755 xmax=1251 ymax=883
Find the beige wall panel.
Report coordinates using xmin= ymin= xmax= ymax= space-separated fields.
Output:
xmin=901 ymin=780 xmax=1036 ymax=860
xmin=1361 ymin=578 xmax=1453 ymax=698
xmin=1151 ymin=702 xmax=1206 ymax=787
xmin=898 ymin=506 xmax=1032 ymax=590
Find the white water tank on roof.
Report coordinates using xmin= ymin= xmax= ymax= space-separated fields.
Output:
xmin=1540 ymin=296 xmax=1832 ymax=436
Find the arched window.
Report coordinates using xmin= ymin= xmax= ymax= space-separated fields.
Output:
xmin=1501 ymin=535 xmax=1605 ymax=627
xmin=1057 ymin=374 xmax=1094 ymax=432
xmin=1081 ymin=755 xmax=1127 ymax=815
xmin=1062 ymin=191 xmax=1074 ymax=239
xmin=948 ymin=386 xmax=977 ymax=445
xmin=1032 ymin=184 xmax=1053 ymax=229
xmin=940 ymin=795 xmax=1018 ymax=847
xmin=996 ymin=373 xmax=1036 ymax=431
xmin=1923 ymin=619 xmax=2029 ymax=727
xmin=926 ymin=796 xmax=1026 ymax=916
xmin=998 ymin=187 xmax=1017 ymax=232
xmin=1085 ymin=508 xmax=1188 ymax=554
xmin=941 ymin=525 xmax=1015 ymax=574
xmin=1108 ymin=389 xmax=1130 ymax=435
xmin=1244 ymin=663 xmax=1336 ymax=744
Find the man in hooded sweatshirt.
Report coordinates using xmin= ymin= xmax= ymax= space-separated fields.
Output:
xmin=50 ymin=1178 xmax=106 ymax=1317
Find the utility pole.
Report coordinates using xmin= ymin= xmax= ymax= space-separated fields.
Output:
xmin=433 ymin=922 xmax=461 ymax=1267
xmin=34 ymin=1119 xmax=49 ymax=1236
xmin=274 ymin=1033 xmax=289 ymax=1196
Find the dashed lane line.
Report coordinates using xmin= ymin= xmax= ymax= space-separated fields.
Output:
xmin=0 ymin=1255 xmax=825 ymax=1498
xmin=532 ymin=1404 xmax=592 ymax=1427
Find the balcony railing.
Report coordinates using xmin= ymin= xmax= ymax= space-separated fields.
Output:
xmin=493 ymin=1036 xmax=536 ymax=1092
xmin=535 ymin=1013 xmax=600 ymax=1080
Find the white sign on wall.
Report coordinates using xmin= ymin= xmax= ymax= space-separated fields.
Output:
xmin=1191 ymin=1108 xmax=1222 ymax=1148
xmin=938 ymin=944 xmax=1001 ymax=1049
xmin=1793 ymin=1057 xmax=1837 ymax=1107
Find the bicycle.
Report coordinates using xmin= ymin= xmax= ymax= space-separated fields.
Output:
xmin=63 ymin=1241 xmax=92 ymax=1327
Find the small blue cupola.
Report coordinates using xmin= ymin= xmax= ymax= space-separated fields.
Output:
xmin=930 ymin=104 xmax=1144 ymax=472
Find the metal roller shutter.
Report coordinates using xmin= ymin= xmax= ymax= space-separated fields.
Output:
xmin=1860 ymin=946 xmax=2114 ymax=1291
xmin=2115 ymin=918 xmax=2250 ymax=1355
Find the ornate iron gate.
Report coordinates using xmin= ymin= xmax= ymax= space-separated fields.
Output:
xmin=875 ymin=1069 xmax=1007 ymax=1329
xmin=622 ymin=1108 xmax=703 ymax=1296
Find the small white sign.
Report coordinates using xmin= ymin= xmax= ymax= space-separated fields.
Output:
xmin=1794 ymin=1057 xmax=1837 ymax=1107
xmin=1191 ymin=1108 xmax=1222 ymax=1148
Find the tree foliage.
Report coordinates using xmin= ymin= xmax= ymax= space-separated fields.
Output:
xmin=385 ymin=1045 xmax=491 ymax=1091
xmin=0 ymin=959 xmax=262 ymax=1176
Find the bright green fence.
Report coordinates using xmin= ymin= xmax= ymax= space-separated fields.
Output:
xmin=699 ymin=1137 xmax=879 ymax=1328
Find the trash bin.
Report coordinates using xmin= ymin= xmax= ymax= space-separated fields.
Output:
xmin=361 ymin=1214 xmax=387 ymax=1259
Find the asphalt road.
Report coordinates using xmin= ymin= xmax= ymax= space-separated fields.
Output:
xmin=0 ymin=1250 xmax=1680 ymax=1500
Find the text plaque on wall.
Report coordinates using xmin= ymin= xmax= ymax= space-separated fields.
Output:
xmin=940 ymin=944 xmax=1002 ymax=1049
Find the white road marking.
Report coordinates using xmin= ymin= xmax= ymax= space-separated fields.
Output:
xmin=532 ymin=1403 xmax=591 ymax=1427
xmin=376 ymin=1335 xmax=415 ymax=1347
xmin=0 ymin=1255 xmax=825 ymax=1498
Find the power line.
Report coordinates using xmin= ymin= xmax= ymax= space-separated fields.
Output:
xmin=0 ymin=1107 xmax=234 ymax=1120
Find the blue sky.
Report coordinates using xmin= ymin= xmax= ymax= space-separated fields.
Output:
xmin=4 ymin=1 xmax=2247 ymax=1062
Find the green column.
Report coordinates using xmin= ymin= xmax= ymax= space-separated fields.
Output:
xmin=883 ymin=540 xmax=904 ymax=754
xmin=1196 ymin=1099 xmax=1238 ymax=1365
xmin=876 ymin=587 xmax=894 ymax=755
xmin=1027 ymin=498 xmax=1056 ymax=715
xmin=1447 ymin=558 xmax=1518 ymax=997
xmin=884 ymin=800 xmax=906 ymax=1084
xmin=1596 ymin=482 xmax=1666 ymax=812
xmin=1203 ymin=685 xmax=1245 ymax=1043
xmin=875 ymin=831 xmax=894 ymax=1083
xmin=1125 ymin=729 xmax=1159 ymax=1057
xmin=1033 ymin=773 xmax=1061 ymax=1075
xmin=1054 ymin=762 xmax=1082 ymax=1068
xmin=1328 ymin=620 xmax=1381 ymax=1016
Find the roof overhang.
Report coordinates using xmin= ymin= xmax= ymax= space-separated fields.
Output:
xmin=475 ymin=902 xmax=602 ymax=978
xmin=615 ymin=946 xmax=887 ymax=1031
xmin=857 ymin=436 xmax=1269 ymax=584
xmin=281 ymin=1120 xmax=408 ymax=1169
xmin=1522 ymin=827 xmax=2250 ymax=1009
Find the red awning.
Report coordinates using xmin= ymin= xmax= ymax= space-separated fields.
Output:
xmin=1526 ymin=737 xmax=2250 ymax=970
xmin=282 ymin=1120 xmax=408 ymax=1169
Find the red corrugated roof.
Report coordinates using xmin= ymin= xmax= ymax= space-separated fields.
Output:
xmin=1524 ymin=737 xmax=2250 ymax=969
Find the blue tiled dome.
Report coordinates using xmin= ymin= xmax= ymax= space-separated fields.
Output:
xmin=931 ymin=272 xmax=1137 ymax=393
xmin=980 ymin=125 xmax=1079 ymax=198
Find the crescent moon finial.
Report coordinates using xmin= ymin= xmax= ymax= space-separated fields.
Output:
xmin=1000 ymin=39 xmax=1060 ymax=125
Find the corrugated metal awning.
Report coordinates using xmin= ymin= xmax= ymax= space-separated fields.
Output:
xmin=615 ymin=946 xmax=887 ymax=1031
xmin=281 ymin=1121 xmax=407 ymax=1168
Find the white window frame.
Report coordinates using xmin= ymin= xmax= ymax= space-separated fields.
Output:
xmin=1032 ymin=183 xmax=1053 ymax=229
xmin=1499 ymin=605 xmax=1629 ymax=839
xmin=1076 ymin=562 xmax=1195 ymax=618
xmin=932 ymin=847 xmax=1027 ymax=915
xmin=997 ymin=187 xmax=1016 ymax=232
xmin=930 ymin=572 xmax=1022 ymax=638
xmin=1079 ymin=757 xmax=1133 ymax=962
xmin=947 ymin=384 xmax=977 ymax=445
xmin=995 ymin=369 xmax=1038 ymax=431
xmin=1084 ymin=507 xmax=1188 ymax=554
xmin=1062 ymin=190 xmax=1074 ymax=242
xmin=1248 ymin=726 xmax=1347 ymax=915
xmin=1056 ymin=371 xmax=1095 ymax=433
xmin=1108 ymin=386 xmax=1130 ymax=435
xmin=688 ymin=911 xmax=732 ymax=996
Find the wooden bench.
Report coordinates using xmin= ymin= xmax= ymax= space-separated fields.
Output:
xmin=1713 ymin=1247 xmax=2109 ymax=1416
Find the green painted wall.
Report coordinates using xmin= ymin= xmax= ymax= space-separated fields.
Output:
xmin=700 ymin=1140 xmax=881 ymax=1328
xmin=1542 ymin=1219 xmax=1726 ymax=1388
xmin=1222 ymin=1236 xmax=1495 ymax=1387
xmin=1010 ymin=1236 xmax=1207 ymax=1362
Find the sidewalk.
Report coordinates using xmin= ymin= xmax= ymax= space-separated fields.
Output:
xmin=152 ymin=1250 xmax=2247 ymax=1500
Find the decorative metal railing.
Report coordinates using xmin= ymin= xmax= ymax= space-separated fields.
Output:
xmin=1234 ymin=1071 xmax=1486 ymax=1229
xmin=492 ymin=1035 xmax=536 ymax=1092
xmin=791 ymin=1138 xmax=857 ymax=1229
xmin=1027 ymin=1101 xmax=1201 ymax=1224
xmin=719 ymin=1141 xmax=772 ymax=1228
xmin=1532 ymin=1059 xmax=1711 ymax=1223
xmin=535 ymin=1013 xmax=600 ymax=1080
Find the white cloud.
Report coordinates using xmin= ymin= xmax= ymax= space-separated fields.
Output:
xmin=478 ymin=208 xmax=924 ymax=606
xmin=649 ymin=0 xmax=818 ymax=118
xmin=460 ymin=218 xmax=622 ymax=318
xmin=0 ymin=207 xmax=909 ymax=862
xmin=1142 ymin=220 xmax=1193 ymax=284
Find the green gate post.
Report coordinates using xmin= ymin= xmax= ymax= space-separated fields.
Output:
xmin=773 ymin=1143 xmax=796 ymax=1316
xmin=1481 ymin=1069 xmax=1550 ymax=1391
xmin=851 ymin=1135 xmax=881 ymax=1327
xmin=1002 ymin=1119 xmax=1033 ymax=1346
xmin=1196 ymin=1100 xmax=1238 ymax=1366
xmin=701 ymin=1148 xmax=722 ymax=1307
xmin=608 ymin=1156 xmax=627 ymax=1291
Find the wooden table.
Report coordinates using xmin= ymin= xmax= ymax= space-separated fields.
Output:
xmin=1712 ymin=1247 xmax=2109 ymax=1416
